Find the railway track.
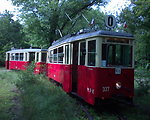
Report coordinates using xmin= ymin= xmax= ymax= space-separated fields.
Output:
xmin=112 ymin=108 xmax=128 ymax=120
xmin=76 ymin=99 xmax=129 ymax=120
xmin=99 ymin=104 xmax=128 ymax=120
xmin=79 ymin=103 xmax=94 ymax=120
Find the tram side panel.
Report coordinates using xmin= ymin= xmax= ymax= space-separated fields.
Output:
xmin=47 ymin=63 xmax=72 ymax=93
xmin=9 ymin=61 xmax=29 ymax=70
xmin=77 ymin=65 xmax=96 ymax=105
xmin=63 ymin=64 xmax=72 ymax=92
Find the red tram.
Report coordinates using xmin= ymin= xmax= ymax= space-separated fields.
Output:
xmin=5 ymin=48 xmax=47 ymax=74
xmin=5 ymin=30 xmax=134 ymax=105
xmin=47 ymin=30 xmax=134 ymax=105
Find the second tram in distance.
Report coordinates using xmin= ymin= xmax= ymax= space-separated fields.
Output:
xmin=5 ymin=49 xmax=47 ymax=74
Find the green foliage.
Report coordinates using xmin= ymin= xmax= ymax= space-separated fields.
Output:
xmin=119 ymin=0 xmax=150 ymax=67
xmin=11 ymin=0 xmax=106 ymax=47
xmin=0 ymin=70 xmax=18 ymax=120
xmin=0 ymin=11 xmax=28 ymax=66
xmin=135 ymin=67 xmax=150 ymax=95
xmin=16 ymin=64 xmax=82 ymax=120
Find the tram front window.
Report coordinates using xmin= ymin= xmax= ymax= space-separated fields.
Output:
xmin=102 ymin=44 xmax=132 ymax=67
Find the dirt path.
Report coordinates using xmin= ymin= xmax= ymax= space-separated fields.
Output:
xmin=10 ymin=88 xmax=23 ymax=120
xmin=0 ymin=68 xmax=23 ymax=120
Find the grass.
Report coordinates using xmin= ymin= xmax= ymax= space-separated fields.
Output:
xmin=0 ymin=67 xmax=86 ymax=120
xmin=16 ymin=65 xmax=84 ymax=120
xmin=0 ymin=66 xmax=149 ymax=120
xmin=0 ymin=68 xmax=18 ymax=120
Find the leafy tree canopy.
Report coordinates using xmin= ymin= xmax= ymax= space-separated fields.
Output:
xmin=0 ymin=11 xmax=27 ymax=65
xmin=119 ymin=0 xmax=150 ymax=67
xmin=11 ymin=0 xmax=107 ymax=47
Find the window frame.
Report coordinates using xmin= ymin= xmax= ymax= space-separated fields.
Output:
xmin=48 ymin=44 xmax=70 ymax=64
xmin=101 ymin=38 xmax=134 ymax=68
xmin=78 ymin=40 xmax=86 ymax=66
xmin=86 ymin=39 xmax=97 ymax=67
xmin=58 ymin=46 xmax=64 ymax=63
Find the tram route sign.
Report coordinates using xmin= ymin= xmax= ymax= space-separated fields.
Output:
xmin=105 ymin=15 xmax=116 ymax=29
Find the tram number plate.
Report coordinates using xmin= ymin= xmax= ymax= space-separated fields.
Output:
xmin=115 ymin=67 xmax=121 ymax=74
xmin=102 ymin=87 xmax=110 ymax=92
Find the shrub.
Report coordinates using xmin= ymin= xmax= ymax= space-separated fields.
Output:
xmin=16 ymin=64 xmax=81 ymax=120
xmin=135 ymin=67 xmax=150 ymax=95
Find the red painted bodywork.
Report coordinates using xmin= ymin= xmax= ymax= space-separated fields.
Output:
xmin=6 ymin=61 xmax=47 ymax=75
xmin=47 ymin=63 xmax=72 ymax=92
xmin=5 ymin=61 xmax=9 ymax=69
xmin=34 ymin=62 xmax=47 ymax=74
xmin=47 ymin=63 xmax=134 ymax=105
xmin=77 ymin=67 xmax=134 ymax=104
xmin=6 ymin=61 xmax=29 ymax=70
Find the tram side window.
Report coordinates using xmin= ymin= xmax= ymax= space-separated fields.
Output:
xmin=29 ymin=52 xmax=35 ymax=62
xmin=58 ymin=47 xmax=64 ymax=63
xmin=80 ymin=42 xmax=86 ymax=65
xmin=41 ymin=53 xmax=47 ymax=62
xmin=15 ymin=53 xmax=19 ymax=61
xmin=53 ymin=49 xmax=57 ymax=63
xmin=25 ymin=53 xmax=27 ymax=61
xmin=101 ymin=44 xmax=107 ymax=67
xmin=88 ymin=40 xmax=96 ymax=66
xmin=20 ymin=53 xmax=23 ymax=61
xmin=49 ymin=50 xmax=53 ymax=63
xmin=65 ymin=45 xmax=69 ymax=64
xmin=11 ymin=53 xmax=15 ymax=60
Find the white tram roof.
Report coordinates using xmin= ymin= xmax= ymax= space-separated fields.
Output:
xmin=50 ymin=30 xmax=134 ymax=48
xmin=6 ymin=48 xmax=47 ymax=53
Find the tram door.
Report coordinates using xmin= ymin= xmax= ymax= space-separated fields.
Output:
xmin=72 ymin=42 xmax=79 ymax=92
xmin=6 ymin=53 xmax=10 ymax=69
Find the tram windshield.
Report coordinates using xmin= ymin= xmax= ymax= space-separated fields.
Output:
xmin=102 ymin=44 xmax=132 ymax=67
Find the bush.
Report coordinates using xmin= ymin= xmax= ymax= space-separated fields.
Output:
xmin=16 ymin=64 xmax=82 ymax=120
xmin=135 ymin=67 xmax=150 ymax=95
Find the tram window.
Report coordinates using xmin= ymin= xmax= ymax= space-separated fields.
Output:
xmin=80 ymin=42 xmax=86 ymax=65
xmin=11 ymin=53 xmax=15 ymax=60
xmin=65 ymin=45 xmax=69 ymax=64
xmin=20 ymin=53 xmax=24 ymax=61
xmin=53 ymin=49 xmax=57 ymax=63
xmin=29 ymin=52 xmax=35 ymax=62
xmin=41 ymin=53 xmax=47 ymax=62
xmin=58 ymin=47 xmax=64 ymax=63
xmin=88 ymin=40 xmax=96 ymax=66
xmin=15 ymin=53 xmax=19 ymax=61
xmin=25 ymin=53 xmax=27 ymax=61
xmin=101 ymin=44 xmax=107 ymax=67
xmin=106 ymin=44 xmax=132 ymax=67
xmin=49 ymin=50 xmax=53 ymax=63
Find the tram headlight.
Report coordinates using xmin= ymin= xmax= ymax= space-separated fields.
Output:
xmin=116 ymin=82 xmax=121 ymax=89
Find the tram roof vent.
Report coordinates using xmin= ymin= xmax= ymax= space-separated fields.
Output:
xmin=77 ymin=28 xmax=95 ymax=35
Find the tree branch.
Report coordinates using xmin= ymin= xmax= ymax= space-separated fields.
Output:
xmin=60 ymin=0 xmax=100 ymax=31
